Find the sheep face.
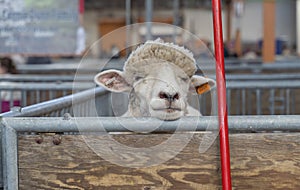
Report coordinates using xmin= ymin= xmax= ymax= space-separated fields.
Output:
xmin=94 ymin=61 xmax=215 ymax=120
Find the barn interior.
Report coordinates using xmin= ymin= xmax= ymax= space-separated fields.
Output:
xmin=0 ymin=0 xmax=300 ymax=189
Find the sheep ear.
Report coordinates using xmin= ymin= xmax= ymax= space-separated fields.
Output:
xmin=190 ymin=75 xmax=215 ymax=94
xmin=94 ymin=70 xmax=131 ymax=92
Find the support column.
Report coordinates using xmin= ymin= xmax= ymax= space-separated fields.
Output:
xmin=126 ymin=0 xmax=131 ymax=56
xmin=226 ymin=0 xmax=232 ymax=42
xmin=235 ymin=28 xmax=242 ymax=57
xmin=173 ymin=0 xmax=179 ymax=43
xmin=145 ymin=0 xmax=153 ymax=41
xmin=296 ymin=0 xmax=300 ymax=55
xmin=233 ymin=0 xmax=244 ymax=57
xmin=263 ymin=0 xmax=276 ymax=63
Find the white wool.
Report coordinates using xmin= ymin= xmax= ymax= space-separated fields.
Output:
xmin=124 ymin=38 xmax=197 ymax=78
xmin=94 ymin=38 xmax=216 ymax=120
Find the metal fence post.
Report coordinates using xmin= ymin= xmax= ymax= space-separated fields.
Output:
xmin=1 ymin=120 xmax=18 ymax=190
xmin=145 ymin=0 xmax=153 ymax=41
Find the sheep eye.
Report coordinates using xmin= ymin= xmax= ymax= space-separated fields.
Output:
xmin=135 ymin=76 xmax=143 ymax=81
xmin=180 ymin=77 xmax=189 ymax=82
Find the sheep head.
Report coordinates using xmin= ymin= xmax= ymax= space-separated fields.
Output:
xmin=94 ymin=39 xmax=215 ymax=120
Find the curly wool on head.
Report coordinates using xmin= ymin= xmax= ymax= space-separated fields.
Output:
xmin=123 ymin=38 xmax=197 ymax=83
xmin=94 ymin=38 xmax=216 ymax=120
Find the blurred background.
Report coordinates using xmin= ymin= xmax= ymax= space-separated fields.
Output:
xmin=82 ymin=0 xmax=296 ymax=61
xmin=0 ymin=0 xmax=300 ymax=117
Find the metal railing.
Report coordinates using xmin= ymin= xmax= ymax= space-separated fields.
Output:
xmin=0 ymin=82 xmax=94 ymax=113
xmin=226 ymin=80 xmax=300 ymax=115
xmin=3 ymin=72 xmax=300 ymax=83
xmin=215 ymin=73 xmax=300 ymax=81
xmin=199 ymin=59 xmax=300 ymax=73
xmin=1 ymin=79 xmax=300 ymax=117
xmin=196 ymin=80 xmax=300 ymax=115
xmin=16 ymin=59 xmax=300 ymax=74
xmin=0 ymin=87 xmax=111 ymax=117
xmin=1 ymin=73 xmax=300 ymax=83
xmin=0 ymin=74 xmax=93 ymax=82
xmin=0 ymin=81 xmax=299 ymax=188
xmin=16 ymin=59 xmax=124 ymax=74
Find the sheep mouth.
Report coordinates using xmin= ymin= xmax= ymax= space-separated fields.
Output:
xmin=154 ymin=108 xmax=181 ymax=113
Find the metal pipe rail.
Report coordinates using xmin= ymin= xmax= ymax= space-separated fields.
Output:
xmin=16 ymin=59 xmax=125 ymax=74
xmin=213 ymin=73 xmax=300 ymax=81
xmin=200 ymin=62 xmax=300 ymax=73
xmin=1 ymin=73 xmax=300 ymax=83
xmin=1 ymin=79 xmax=300 ymax=116
xmin=225 ymin=80 xmax=300 ymax=115
xmin=0 ymin=75 xmax=93 ymax=82
xmin=197 ymin=80 xmax=300 ymax=115
xmin=1 ymin=115 xmax=300 ymax=133
xmin=1 ymin=115 xmax=300 ymax=189
xmin=16 ymin=59 xmax=300 ymax=74
xmin=0 ymin=87 xmax=109 ymax=117
xmin=16 ymin=62 xmax=102 ymax=74
xmin=0 ymin=82 xmax=95 ymax=113
xmin=0 ymin=82 xmax=94 ymax=91
xmin=227 ymin=80 xmax=300 ymax=89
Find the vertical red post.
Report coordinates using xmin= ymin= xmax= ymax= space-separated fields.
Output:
xmin=78 ymin=0 xmax=84 ymax=26
xmin=211 ymin=0 xmax=232 ymax=189
xmin=79 ymin=0 xmax=85 ymax=14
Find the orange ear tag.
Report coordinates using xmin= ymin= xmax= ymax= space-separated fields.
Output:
xmin=196 ymin=83 xmax=211 ymax=94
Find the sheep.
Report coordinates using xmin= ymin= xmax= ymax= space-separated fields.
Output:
xmin=94 ymin=38 xmax=215 ymax=120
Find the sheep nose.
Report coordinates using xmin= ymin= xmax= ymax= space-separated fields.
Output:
xmin=158 ymin=92 xmax=180 ymax=102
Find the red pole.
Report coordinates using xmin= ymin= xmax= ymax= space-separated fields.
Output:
xmin=78 ymin=0 xmax=84 ymax=25
xmin=211 ymin=0 xmax=232 ymax=190
xmin=79 ymin=0 xmax=85 ymax=14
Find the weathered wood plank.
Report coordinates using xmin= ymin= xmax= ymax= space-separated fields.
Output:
xmin=230 ymin=133 xmax=300 ymax=189
xmin=18 ymin=133 xmax=300 ymax=189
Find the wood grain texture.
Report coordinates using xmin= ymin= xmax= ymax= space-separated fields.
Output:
xmin=18 ymin=133 xmax=300 ymax=189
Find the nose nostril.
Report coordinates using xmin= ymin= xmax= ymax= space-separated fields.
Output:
xmin=159 ymin=92 xmax=168 ymax=99
xmin=174 ymin=93 xmax=179 ymax=100
xmin=158 ymin=92 xmax=180 ymax=101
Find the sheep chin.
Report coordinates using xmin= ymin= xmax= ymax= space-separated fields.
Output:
xmin=150 ymin=109 xmax=183 ymax=121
